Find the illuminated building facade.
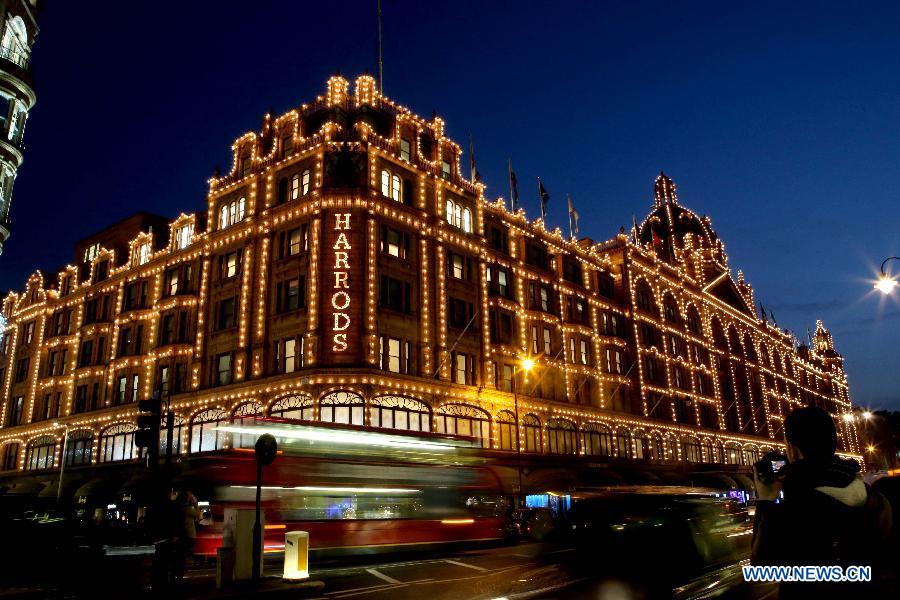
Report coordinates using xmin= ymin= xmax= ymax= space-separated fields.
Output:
xmin=0 ymin=75 xmax=861 ymax=487
xmin=0 ymin=0 xmax=38 ymax=254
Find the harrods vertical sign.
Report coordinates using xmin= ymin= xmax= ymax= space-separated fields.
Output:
xmin=320 ymin=210 xmax=365 ymax=365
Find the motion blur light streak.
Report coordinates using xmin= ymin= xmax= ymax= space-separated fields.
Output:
xmin=215 ymin=423 xmax=463 ymax=452
xmin=231 ymin=485 xmax=422 ymax=494
xmin=440 ymin=519 xmax=475 ymax=525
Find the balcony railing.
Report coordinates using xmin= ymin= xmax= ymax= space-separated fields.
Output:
xmin=0 ymin=44 xmax=29 ymax=71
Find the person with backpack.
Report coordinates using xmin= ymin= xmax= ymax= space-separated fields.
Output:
xmin=751 ymin=406 xmax=894 ymax=599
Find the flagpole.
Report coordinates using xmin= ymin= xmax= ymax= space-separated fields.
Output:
xmin=377 ymin=0 xmax=384 ymax=93
xmin=508 ymin=159 xmax=514 ymax=211
xmin=538 ymin=177 xmax=544 ymax=221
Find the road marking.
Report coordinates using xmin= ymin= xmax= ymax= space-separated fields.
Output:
xmin=444 ymin=559 xmax=488 ymax=571
xmin=366 ymin=568 xmax=403 ymax=584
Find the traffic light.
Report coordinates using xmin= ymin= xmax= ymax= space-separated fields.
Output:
xmin=135 ymin=394 xmax=161 ymax=466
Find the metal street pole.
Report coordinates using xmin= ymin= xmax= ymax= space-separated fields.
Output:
xmin=56 ymin=423 xmax=69 ymax=505
xmin=512 ymin=364 xmax=523 ymax=507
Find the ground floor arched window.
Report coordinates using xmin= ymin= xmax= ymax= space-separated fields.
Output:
xmin=547 ymin=418 xmax=577 ymax=454
xmin=633 ymin=430 xmax=649 ymax=460
xmin=435 ymin=404 xmax=491 ymax=448
xmin=159 ymin=414 xmax=184 ymax=457
xmin=232 ymin=402 xmax=263 ymax=449
xmin=582 ymin=423 xmax=612 ymax=457
xmin=370 ymin=396 xmax=431 ymax=432
xmin=615 ymin=428 xmax=631 ymax=459
xmin=269 ymin=395 xmax=315 ymax=421
xmin=320 ymin=391 xmax=364 ymax=426
xmin=648 ymin=434 xmax=665 ymax=461
xmin=743 ymin=445 xmax=759 ymax=466
xmin=65 ymin=430 xmax=94 ymax=466
xmin=99 ymin=424 xmax=138 ymax=463
xmin=497 ymin=410 xmax=517 ymax=450
xmin=523 ymin=414 xmax=542 ymax=453
xmin=681 ymin=436 xmax=701 ymax=463
xmin=25 ymin=436 xmax=56 ymax=471
xmin=190 ymin=409 xmax=228 ymax=453
xmin=701 ymin=439 xmax=714 ymax=463
xmin=665 ymin=434 xmax=679 ymax=461
xmin=724 ymin=443 xmax=742 ymax=465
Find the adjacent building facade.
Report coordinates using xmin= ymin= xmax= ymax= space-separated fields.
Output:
xmin=0 ymin=0 xmax=38 ymax=254
xmin=0 ymin=75 xmax=861 ymax=485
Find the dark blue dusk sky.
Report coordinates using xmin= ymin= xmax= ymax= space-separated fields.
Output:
xmin=2 ymin=1 xmax=899 ymax=409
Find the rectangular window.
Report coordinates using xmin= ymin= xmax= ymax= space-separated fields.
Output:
xmin=387 ymin=338 xmax=401 ymax=373
xmin=500 ymin=364 xmax=513 ymax=392
xmin=14 ymin=357 xmax=28 ymax=382
xmin=166 ymin=268 xmax=180 ymax=296
xmin=448 ymin=297 xmax=473 ymax=328
xmin=441 ymin=161 xmax=451 ymax=180
xmin=9 ymin=396 xmax=23 ymax=425
xmin=284 ymin=338 xmax=296 ymax=373
xmin=117 ymin=376 xmax=127 ymax=404
xmin=580 ymin=339 xmax=589 ymax=365
xmin=543 ymin=327 xmax=552 ymax=355
xmin=218 ymin=297 xmax=236 ymax=329
xmin=454 ymin=353 xmax=469 ymax=384
xmin=23 ymin=321 xmax=34 ymax=344
xmin=531 ymin=326 xmax=540 ymax=354
xmin=160 ymin=314 xmax=175 ymax=345
xmin=131 ymin=374 xmax=139 ymax=402
xmin=540 ymin=287 xmax=550 ymax=312
xmin=379 ymin=276 xmax=411 ymax=313
xmin=222 ymin=251 xmax=240 ymax=278
xmin=451 ymin=254 xmax=464 ymax=279
xmin=400 ymin=138 xmax=410 ymax=161
xmin=217 ymin=354 xmax=232 ymax=386
xmin=159 ymin=365 xmax=170 ymax=398
xmin=288 ymin=228 xmax=303 ymax=255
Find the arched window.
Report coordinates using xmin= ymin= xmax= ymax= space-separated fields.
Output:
xmin=320 ymin=391 xmax=364 ymax=426
xmin=301 ymin=169 xmax=311 ymax=195
xmin=615 ymin=427 xmax=631 ymax=459
xmin=159 ymin=414 xmax=184 ymax=457
xmin=663 ymin=295 xmax=680 ymax=324
xmin=232 ymin=402 xmax=263 ymax=449
xmin=523 ymin=414 xmax=542 ymax=453
xmin=712 ymin=441 xmax=724 ymax=464
xmin=445 ymin=199 xmax=472 ymax=233
xmin=435 ymin=404 xmax=490 ymax=448
xmin=724 ymin=443 xmax=742 ymax=465
xmin=65 ymin=430 xmax=94 ymax=466
xmin=1 ymin=16 xmax=29 ymax=67
xmin=665 ymin=434 xmax=679 ymax=461
xmin=648 ymin=433 xmax=664 ymax=461
xmin=728 ymin=327 xmax=743 ymax=357
xmin=218 ymin=197 xmax=246 ymax=229
xmin=1 ymin=442 xmax=20 ymax=471
xmin=744 ymin=333 xmax=758 ymax=362
xmin=582 ymin=422 xmax=612 ymax=457
xmin=269 ymin=395 xmax=315 ymax=421
xmin=370 ymin=395 xmax=431 ymax=431
xmin=24 ymin=435 xmax=55 ymax=471
xmin=190 ymin=408 xmax=228 ymax=453
xmin=743 ymin=445 xmax=759 ymax=466
xmin=686 ymin=305 xmax=701 ymax=335
xmin=546 ymin=418 xmax=576 ymax=454
xmin=497 ymin=410 xmax=517 ymax=450
xmin=711 ymin=319 xmax=728 ymax=350
xmin=701 ymin=439 xmax=714 ymax=464
xmin=635 ymin=280 xmax=657 ymax=314
xmin=681 ymin=436 xmax=701 ymax=463
xmin=633 ymin=429 xmax=649 ymax=460
xmin=381 ymin=170 xmax=401 ymax=202
xmin=99 ymin=424 xmax=138 ymax=463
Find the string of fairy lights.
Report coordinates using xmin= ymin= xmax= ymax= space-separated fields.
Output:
xmin=0 ymin=74 xmax=861 ymax=471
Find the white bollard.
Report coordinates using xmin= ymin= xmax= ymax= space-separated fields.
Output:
xmin=283 ymin=531 xmax=310 ymax=581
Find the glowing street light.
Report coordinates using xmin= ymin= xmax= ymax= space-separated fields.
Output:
xmin=862 ymin=411 xmax=873 ymax=420
xmin=866 ymin=445 xmax=876 ymax=453
xmin=842 ymin=413 xmax=854 ymax=422
xmin=875 ymin=256 xmax=900 ymax=294
xmin=520 ymin=357 xmax=535 ymax=373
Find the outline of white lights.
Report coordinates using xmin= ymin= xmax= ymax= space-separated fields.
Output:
xmin=230 ymin=485 xmax=421 ymax=494
xmin=215 ymin=423 xmax=464 ymax=452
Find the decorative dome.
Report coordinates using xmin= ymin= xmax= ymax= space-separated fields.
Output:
xmin=638 ymin=172 xmax=721 ymax=254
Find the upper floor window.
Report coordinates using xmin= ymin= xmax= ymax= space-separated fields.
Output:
xmin=218 ymin=197 xmax=246 ymax=230
xmin=445 ymin=199 xmax=472 ymax=233
xmin=487 ymin=266 xmax=512 ymax=299
xmin=83 ymin=243 xmax=101 ymax=263
xmin=21 ymin=321 xmax=34 ymax=344
xmin=381 ymin=225 xmax=410 ymax=260
xmin=441 ymin=160 xmax=452 ymax=180
xmin=399 ymin=138 xmax=411 ymax=161
xmin=281 ymin=134 xmax=294 ymax=158
xmin=134 ymin=242 xmax=151 ymax=266
xmin=1 ymin=16 xmax=30 ymax=68
xmin=488 ymin=225 xmax=508 ymax=253
xmin=381 ymin=169 xmax=402 ymax=202
xmin=290 ymin=170 xmax=311 ymax=199
xmin=174 ymin=224 xmax=193 ymax=250
xmin=220 ymin=250 xmax=241 ymax=279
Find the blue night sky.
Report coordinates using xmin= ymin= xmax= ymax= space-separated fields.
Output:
xmin=1 ymin=1 xmax=899 ymax=409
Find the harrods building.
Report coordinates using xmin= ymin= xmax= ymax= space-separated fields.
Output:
xmin=0 ymin=75 xmax=862 ymax=486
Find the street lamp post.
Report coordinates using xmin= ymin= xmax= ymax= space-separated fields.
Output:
xmin=512 ymin=358 xmax=534 ymax=507
xmin=54 ymin=422 xmax=69 ymax=505
xmin=875 ymin=256 xmax=900 ymax=294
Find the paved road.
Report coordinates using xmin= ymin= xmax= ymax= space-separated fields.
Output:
xmin=180 ymin=542 xmax=775 ymax=600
